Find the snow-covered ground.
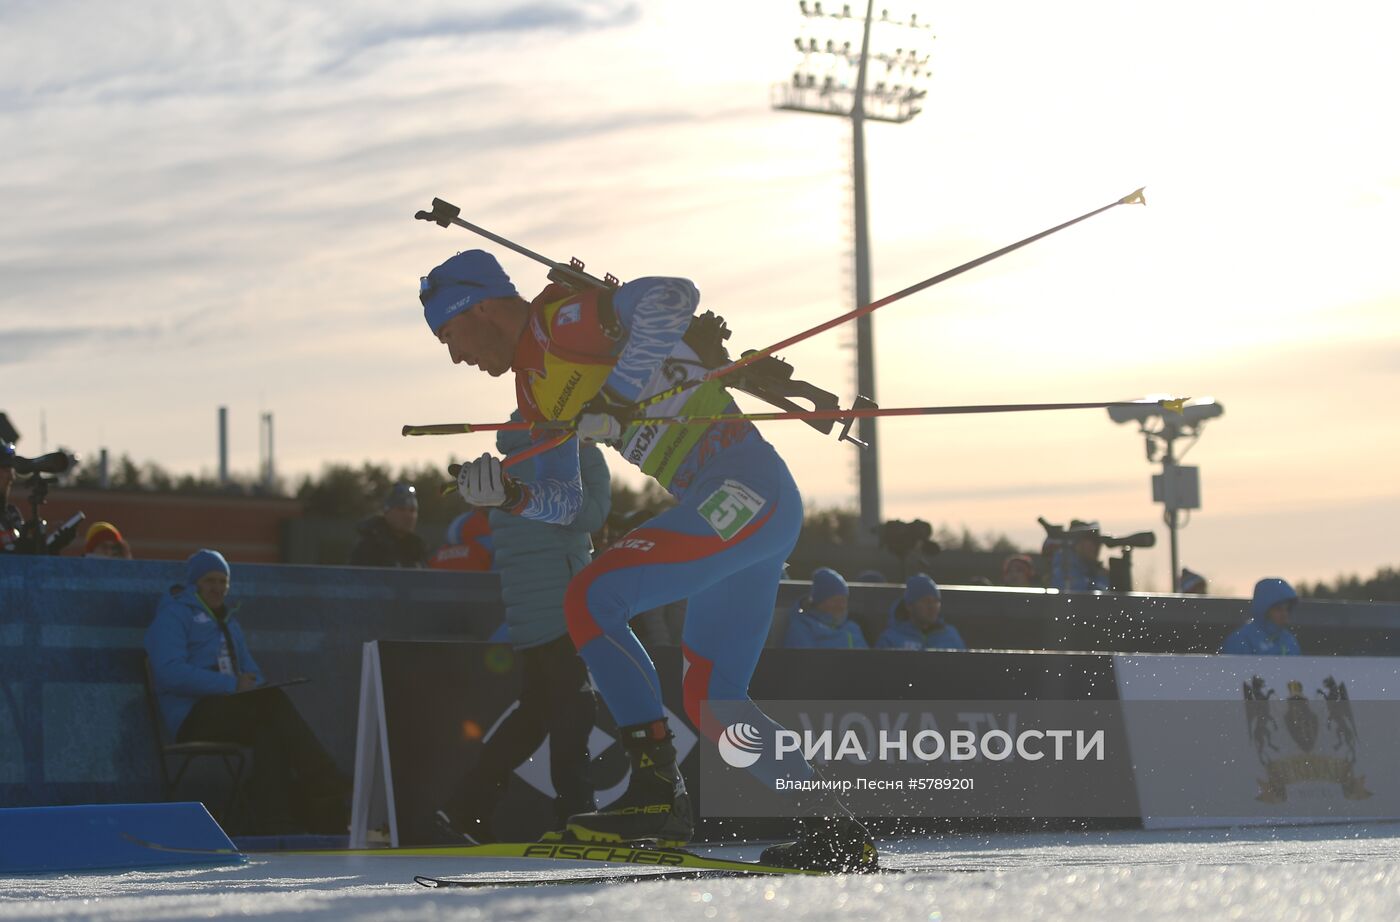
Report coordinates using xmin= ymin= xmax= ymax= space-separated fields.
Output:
xmin=4 ymin=825 xmax=1399 ymax=922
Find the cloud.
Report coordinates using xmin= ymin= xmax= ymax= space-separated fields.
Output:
xmin=0 ymin=324 xmax=162 ymax=365
xmin=887 ymin=478 xmax=1138 ymax=506
xmin=320 ymin=3 xmax=643 ymax=75
xmin=0 ymin=1 xmax=641 ymax=103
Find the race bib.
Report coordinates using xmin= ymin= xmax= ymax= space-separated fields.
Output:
xmin=697 ymin=480 xmax=765 ymax=541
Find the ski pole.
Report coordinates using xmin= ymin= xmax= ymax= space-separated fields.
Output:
xmin=404 ymin=396 xmax=1187 ymax=438
xmin=435 ymin=431 xmax=576 ymax=497
xmin=631 ymin=187 xmax=1147 ymax=412
xmin=416 ymin=199 xmax=618 ymax=293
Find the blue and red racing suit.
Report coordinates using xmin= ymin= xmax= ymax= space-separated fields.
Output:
xmin=498 ymin=276 xmax=809 ymax=786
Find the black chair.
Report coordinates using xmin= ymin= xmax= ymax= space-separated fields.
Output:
xmin=142 ymin=658 xmax=248 ymax=828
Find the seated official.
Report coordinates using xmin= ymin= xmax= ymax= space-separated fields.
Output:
xmin=783 ymin=568 xmax=867 ymax=649
xmin=877 ymin=574 xmax=966 ymax=651
xmin=145 ymin=549 xmax=350 ymax=834
xmin=1221 ymin=578 xmax=1301 ymax=655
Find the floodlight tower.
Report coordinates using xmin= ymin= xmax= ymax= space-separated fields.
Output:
xmin=773 ymin=1 xmax=934 ymax=542
xmin=1108 ymin=396 xmax=1225 ymax=592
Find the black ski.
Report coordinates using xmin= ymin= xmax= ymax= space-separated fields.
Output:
xmin=415 ymin=867 xmax=783 ymax=889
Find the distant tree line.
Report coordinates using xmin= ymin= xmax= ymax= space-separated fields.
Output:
xmin=800 ymin=505 xmax=1019 ymax=553
xmin=1299 ymin=567 xmax=1400 ymax=603
xmin=68 ymin=453 xmax=1017 ymax=549
xmin=68 ymin=453 xmax=697 ymax=528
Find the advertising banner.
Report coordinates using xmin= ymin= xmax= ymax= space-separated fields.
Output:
xmin=1114 ymin=655 xmax=1400 ymax=828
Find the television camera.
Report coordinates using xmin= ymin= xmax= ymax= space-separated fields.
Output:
xmin=0 ymin=441 xmax=83 ymax=555
xmin=1038 ymin=517 xmax=1155 ymax=592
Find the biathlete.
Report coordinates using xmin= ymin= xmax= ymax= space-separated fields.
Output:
xmin=419 ymin=249 xmax=876 ymax=872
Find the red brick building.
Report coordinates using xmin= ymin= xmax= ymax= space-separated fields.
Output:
xmin=34 ymin=489 xmax=302 ymax=563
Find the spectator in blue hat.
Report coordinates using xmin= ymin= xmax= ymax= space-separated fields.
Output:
xmin=145 ymin=549 xmax=350 ymax=834
xmin=877 ymin=574 xmax=966 ymax=650
xmin=1221 ymin=578 xmax=1301 ymax=655
xmin=349 ymin=481 xmax=427 ymax=568
xmin=783 ymin=568 xmax=867 ymax=649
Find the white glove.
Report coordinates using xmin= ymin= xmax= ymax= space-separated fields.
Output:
xmin=457 ymin=453 xmax=511 ymax=507
xmin=576 ymin=411 xmax=624 ymax=443
xmin=576 ymin=389 xmax=630 ymax=443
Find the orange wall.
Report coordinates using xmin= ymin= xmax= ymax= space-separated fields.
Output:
xmin=30 ymin=488 xmax=302 ymax=563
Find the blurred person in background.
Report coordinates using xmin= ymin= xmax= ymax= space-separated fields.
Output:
xmin=1000 ymin=554 xmax=1038 ymax=587
xmin=349 ymin=481 xmax=426 ymax=568
xmin=435 ymin=416 xmax=610 ymax=843
xmin=1221 ymin=578 xmax=1301 ymax=655
xmin=877 ymin=574 xmax=966 ymax=651
xmin=428 ymin=508 xmax=494 ymax=571
xmin=1180 ymin=568 xmax=1208 ymax=594
xmin=83 ymin=521 xmax=132 ymax=559
xmin=783 ymin=568 xmax=867 ymax=649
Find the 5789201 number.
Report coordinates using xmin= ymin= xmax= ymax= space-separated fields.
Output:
xmin=907 ymin=777 xmax=975 ymax=792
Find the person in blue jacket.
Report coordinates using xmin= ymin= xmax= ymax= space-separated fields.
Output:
xmin=1048 ymin=520 xmax=1110 ymax=591
xmin=145 ymin=549 xmax=348 ymax=834
xmin=783 ymin=568 xmax=868 ymax=649
xmin=436 ymin=414 xmax=611 ymax=843
xmin=1221 ymin=578 xmax=1302 ymax=655
xmin=876 ymin=574 xmax=966 ymax=651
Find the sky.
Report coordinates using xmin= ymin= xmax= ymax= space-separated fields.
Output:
xmin=2 ymin=0 xmax=1397 ymax=595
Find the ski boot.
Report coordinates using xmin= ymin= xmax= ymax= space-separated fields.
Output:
xmin=564 ymin=719 xmax=693 ymax=848
xmin=760 ymin=790 xmax=878 ymax=872
xmin=432 ymin=778 xmax=506 ymax=845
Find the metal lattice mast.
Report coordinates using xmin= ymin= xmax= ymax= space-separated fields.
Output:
xmin=773 ymin=1 xmax=934 ymax=542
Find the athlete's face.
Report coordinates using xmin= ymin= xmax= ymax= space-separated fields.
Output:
xmin=437 ymin=299 xmax=519 ymax=377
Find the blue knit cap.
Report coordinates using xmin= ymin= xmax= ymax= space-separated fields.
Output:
xmin=809 ymin=567 xmax=848 ymax=605
xmin=185 ymin=549 xmax=230 ymax=586
xmin=421 ymin=250 xmax=518 ymax=334
xmin=383 ymin=481 xmax=418 ymax=510
xmin=904 ymin=573 xmax=940 ymax=603
xmin=1250 ymin=577 xmax=1297 ymax=619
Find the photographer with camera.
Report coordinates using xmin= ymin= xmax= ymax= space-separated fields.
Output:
xmin=1046 ymin=519 xmax=1111 ymax=591
xmin=0 ymin=441 xmax=82 ymax=555
xmin=0 ymin=442 xmax=21 ymax=552
xmin=1041 ymin=518 xmax=1156 ymax=592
